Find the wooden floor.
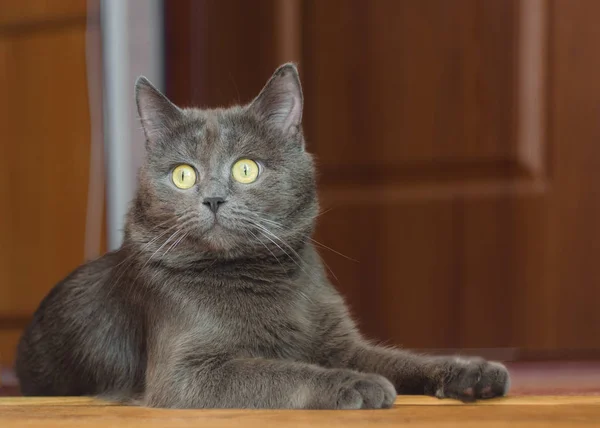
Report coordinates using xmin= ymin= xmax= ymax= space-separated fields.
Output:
xmin=1 ymin=396 xmax=599 ymax=427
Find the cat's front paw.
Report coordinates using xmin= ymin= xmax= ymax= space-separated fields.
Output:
xmin=432 ymin=357 xmax=510 ymax=402
xmin=322 ymin=370 xmax=397 ymax=409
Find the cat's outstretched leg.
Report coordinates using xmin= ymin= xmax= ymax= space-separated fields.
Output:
xmin=144 ymin=354 xmax=397 ymax=409
xmin=330 ymin=342 xmax=510 ymax=401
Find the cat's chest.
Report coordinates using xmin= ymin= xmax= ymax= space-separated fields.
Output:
xmin=194 ymin=287 xmax=316 ymax=360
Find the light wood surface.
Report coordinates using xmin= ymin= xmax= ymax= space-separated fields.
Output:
xmin=1 ymin=396 xmax=599 ymax=427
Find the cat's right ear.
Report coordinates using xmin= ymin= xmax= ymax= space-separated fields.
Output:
xmin=135 ymin=76 xmax=182 ymax=144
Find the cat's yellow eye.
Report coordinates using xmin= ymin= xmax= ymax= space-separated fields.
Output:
xmin=172 ymin=164 xmax=196 ymax=189
xmin=232 ymin=159 xmax=259 ymax=184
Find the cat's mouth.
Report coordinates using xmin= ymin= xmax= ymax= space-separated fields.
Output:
xmin=202 ymin=215 xmax=235 ymax=237
xmin=194 ymin=211 xmax=251 ymax=253
xmin=201 ymin=223 xmax=242 ymax=253
xmin=208 ymin=221 xmax=223 ymax=232
xmin=205 ymin=214 xmax=227 ymax=230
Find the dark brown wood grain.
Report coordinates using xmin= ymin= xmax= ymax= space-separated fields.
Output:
xmin=164 ymin=0 xmax=284 ymax=108
xmin=549 ymin=0 xmax=600 ymax=350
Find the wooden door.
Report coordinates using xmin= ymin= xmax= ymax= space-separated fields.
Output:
xmin=166 ymin=0 xmax=600 ymax=358
xmin=0 ymin=0 xmax=103 ymax=367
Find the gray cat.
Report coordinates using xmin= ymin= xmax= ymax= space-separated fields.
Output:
xmin=16 ymin=64 xmax=509 ymax=409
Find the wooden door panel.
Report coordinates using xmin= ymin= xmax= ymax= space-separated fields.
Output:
xmin=459 ymin=195 xmax=549 ymax=349
xmin=305 ymin=0 xmax=536 ymax=350
xmin=0 ymin=329 xmax=21 ymax=371
xmin=165 ymin=0 xmax=281 ymax=108
xmin=0 ymin=0 xmax=94 ymax=367
xmin=0 ymin=0 xmax=86 ymax=27
xmin=316 ymin=200 xmax=457 ymax=348
xmin=550 ymin=0 xmax=600 ymax=351
xmin=0 ymin=24 xmax=90 ymax=317
xmin=303 ymin=0 xmax=517 ymax=173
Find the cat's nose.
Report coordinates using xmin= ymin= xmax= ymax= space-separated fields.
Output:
xmin=202 ymin=197 xmax=226 ymax=213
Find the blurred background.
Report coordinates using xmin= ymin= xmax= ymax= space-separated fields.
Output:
xmin=1 ymin=0 xmax=600 ymax=394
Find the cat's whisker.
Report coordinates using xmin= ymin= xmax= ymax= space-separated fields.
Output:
xmin=255 ymin=218 xmax=285 ymax=228
xmin=305 ymin=238 xmax=359 ymax=263
xmin=243 ymin=215 xmax=346 ymax=282
xmin=106 ymin=212 xmax=197 ymax=297
xmin=107 ymin=224 xmax=179 ymax=296
xmin=255 ymin=218 xmax=358 ymax=263
xmin=113 ymin=224 xmax=173 ymax=269
xmin=249 ymin=223 xmax=298 ymax=266
xmin=247 ymin=229 xmax=284 ymax=272
xmin=132 ymin=228 xmax=183 ymax=285
xmin=249 ymin=224 xmax=323 ymax=304
xmin=316 ymin=207 xmax=334 ymax=218
xmin=162 ymin=229 xmax=190 ymax=259
xmin=130 ymin=215 xmax=197 ymax=304
xmin=247 ymin=221 xmax=302 ymax=267
xmin=129 ymin=215 xmax=196 ymax=288
xmin=255 ymin=216 xmax=340 ymax=282
xmin=144 ymin=230 xmax=191 ymax=289
xmin=140 ymin=214 xmax=193 ymax=235
xmin=248 ymin=221 xmax=321 ymax=284
xmin=112 ymin=212 xmax=195 ymax=270
xmin=249 ymin=221 xmax=303 ymax=258
xmin=318 ymin=256 xmax=339 ymax=282
xmin=260 ymin=207 xmax=333 ymax=223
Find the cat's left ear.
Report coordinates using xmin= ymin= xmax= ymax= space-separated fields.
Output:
xmin=248 ymin=63 xmax=303 ymax=137
xmin=135 ymin=76 xmax=183 ymax=144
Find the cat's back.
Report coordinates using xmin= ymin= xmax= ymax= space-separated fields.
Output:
xmin=16 ymin=250 xmax=146 ymax=397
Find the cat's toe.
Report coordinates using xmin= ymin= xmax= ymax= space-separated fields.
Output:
xmin=360 ymin=374 xmax=397 ymax=408
xmin=476 ymin=361 xmax=510 ymax=399
xmin=336 ymin=385 xmax=365 ymax=409
xmin=436 ymin=357 xmax=485 ymax=402
xmin=340 ymin=375 xmax=395 ymax=409
xmin=332 ymin=372 xmax=396 ymax=409
xmin=434 ymin=357 xmax=509 ymax=402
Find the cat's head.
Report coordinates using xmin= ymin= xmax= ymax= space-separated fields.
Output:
xmin=126 ymin=64 xmax=318 ymax=261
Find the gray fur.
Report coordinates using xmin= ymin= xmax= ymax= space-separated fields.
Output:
xmin=16 ymin=64 xmax=509 ymax=409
